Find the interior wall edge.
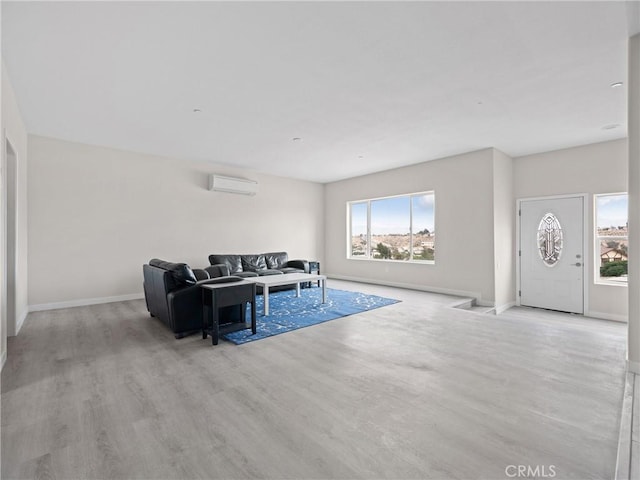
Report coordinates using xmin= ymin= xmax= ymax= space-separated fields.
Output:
xmin=14 ymin=308 xmax=27 ymax=335
xmin=495 ymin=301 xmax=516 ymax=315
xmin=627 ymin=361 xmax=640 ymax=375
xmin=614 ymin=372 xmax=634 ymax=480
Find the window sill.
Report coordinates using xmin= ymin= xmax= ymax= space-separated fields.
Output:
xmin=594 ymin=279 xmax=628 ymax=287
xmin=348 ymin=257 xmax=435 ymax=265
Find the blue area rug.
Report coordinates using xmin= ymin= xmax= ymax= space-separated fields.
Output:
xmin=223 ymin=287 xmax=400 ymax=345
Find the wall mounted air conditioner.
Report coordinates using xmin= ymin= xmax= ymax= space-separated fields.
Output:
xmin=209 ymin=175 xmax=258 ymax=196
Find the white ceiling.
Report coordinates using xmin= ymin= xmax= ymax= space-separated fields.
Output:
xmin=1 ymin=1 xmax=637 ymax=183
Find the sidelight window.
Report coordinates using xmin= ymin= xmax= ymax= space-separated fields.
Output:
xmin=595 ymin=193 xmax=628 ymax=285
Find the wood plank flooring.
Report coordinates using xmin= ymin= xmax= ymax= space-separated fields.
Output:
xmin=1 ymin=280 xmax=627 ymax=479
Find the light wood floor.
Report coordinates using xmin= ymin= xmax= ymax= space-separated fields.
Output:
xmin=1 ymin=280 xmax=627 ymax=480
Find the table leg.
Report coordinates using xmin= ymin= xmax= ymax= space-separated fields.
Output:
xmin=202 ymin=292 xmax=209 ymax=339
xmin=251 ymin=299 xmax=256 ymax=334
xmin=322 ymin=278 xmax=327 ymax=304
xmin=296 ymin=282 xmax=301 ymax=297
xmin=264 ymin=286 xmax=270 ymax=316
xmin=211 ymin=298 xmax=219 ymax=346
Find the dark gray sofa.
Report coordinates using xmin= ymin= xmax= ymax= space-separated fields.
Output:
xmin=208 ymin=252 xmax=309 ymax=292
xmin=208 ymin=252 xmax=309 ymax=277
xmin=143 ymin=259 xmax=243 ymax=338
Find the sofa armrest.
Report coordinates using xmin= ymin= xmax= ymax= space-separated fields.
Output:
xmin=205 ymin=264 xmax=231 ymax=278
xmin=286 ymin=259 xmax=309 ymax=273
xmin=193 ymin=268 xmax=209 ymax=281
xmin=167 ymin=284 xmax=203 ymax=333
xmin=168 ymin=279 xmax=244 ymax=333
xmin=197 ymin=276 xmax=244 ymax=286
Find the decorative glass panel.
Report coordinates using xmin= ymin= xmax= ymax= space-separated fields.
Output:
xmin=538 ymin=213 xmax=563 ymax=266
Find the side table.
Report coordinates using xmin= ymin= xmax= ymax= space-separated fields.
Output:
xmin=306 ymin=261 xmax=321 ymax=288
xmin=201 ymin=281 xmax=256 ymax=345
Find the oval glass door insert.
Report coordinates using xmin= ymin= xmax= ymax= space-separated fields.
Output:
xmin=537 ymin=213 xmax=563 ymax=266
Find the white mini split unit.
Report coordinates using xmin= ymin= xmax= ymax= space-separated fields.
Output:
xmin=209 ymin=175 xmax=259 ymax=196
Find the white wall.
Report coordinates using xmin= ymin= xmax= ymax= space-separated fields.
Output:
xmin=325 ymin=149 xmax=498 ymax=303
xmin=18 ymin=118 xmax=631 ymax=321
xmin=629 ymin=32 xmax=640 ymax=371
xmin=28 ymin=135 xmax=324 ymax=307
xmin=1 ymin=61 xmax=29 ymax=364
xmin=492 ymin=149 xmax=515 ymax=313
xmin=326 ymin=141 xmax=625 ymax=319
xmin=513 ymin=139 xmax=628 ymax=321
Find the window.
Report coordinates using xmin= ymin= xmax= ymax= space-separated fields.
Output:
xmin=595 ymin=193 xmax=628 ymax=285
xmin=348 ymin=192 xmax=435 ymax=262
xmin=350 ymin=202 xmax=368 ymax=257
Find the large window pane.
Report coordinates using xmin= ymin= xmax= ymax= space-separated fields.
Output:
xmin=412 ymin=193 xmax=435 ymax=261
xmin=347 ymin=191 xmax=435 ymax=263
xmin=350 ymin=202 xmax=368 ymax=257
xmin=596 ymin=194 xmax=628 ymax=231
xmin=371 ymin=196 xmax=410 ymax=260
xmin=595 ymin=193 xmax=628 ymax=285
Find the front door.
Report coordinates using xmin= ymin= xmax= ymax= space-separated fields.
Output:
xmin=520 ymin=196 xmax=584 ymax=314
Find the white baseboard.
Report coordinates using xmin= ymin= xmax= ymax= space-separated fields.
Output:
xmin=614 ymin=372 xmax=634 ymax=480
xmin=475 ymin=299 xmax=495 ymax=308
xmin=495 ymin=301 xmax=516 ymax=315
xmin=586 ymin=310 xmax=628 ymax=323
xmin=29 ymin=293 xmax=144 ymax=312
xmin=627 ymin=360 xmax=640 ymax=374
xmin=15 ymin=308 xmax=28 ymax=335
xmin=327 ymin=274 xmax=487 ymax=303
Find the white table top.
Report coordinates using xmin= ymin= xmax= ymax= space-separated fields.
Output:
xmin=244 ymin=272 xmax=326 ymax=287
xmin=199 ymin=279 xmax=255 ymax=290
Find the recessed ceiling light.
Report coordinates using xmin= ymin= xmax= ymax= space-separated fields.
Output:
xmin=292 ymin=137 xmax=302 ymax=142
xmin=610 ymin=82 xmax=623 ymax=88
xmin=602 ymin=124 xmax=620 ymax=130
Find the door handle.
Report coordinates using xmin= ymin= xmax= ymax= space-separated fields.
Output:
xmin=570 ymin=262 xmax=582 ymax=267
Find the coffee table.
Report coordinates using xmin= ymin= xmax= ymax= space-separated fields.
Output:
xmin=246 ymin=272 xmax=327 ymax=316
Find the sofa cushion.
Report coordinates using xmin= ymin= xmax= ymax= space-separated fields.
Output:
xmin=257 ymin=269 xmax=284 ymax=276
xmin=204 ymin=264 xmax=231 ymax=278
xmin=278 ymin=267 xmax=303 ymax=274
xmin=209 ymin=254 xmax=243 ymax=274
xmin=235 ymin=271 xmax=259 ymax=278
xmin=149 ymin=259 xmax=197 ymax=286
xmin=241 ymin=254 xmax=267 ymax=272
xmin=265 ymin=252 xmax=288 ymax=269
xmin=193 ymin=269 xmax=208 ymax=281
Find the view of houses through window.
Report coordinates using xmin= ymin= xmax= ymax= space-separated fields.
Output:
xmin=595 ymin=193 xmax=628 ymax=285
xmin=349 ymin=192 xmax=435 ymax=262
